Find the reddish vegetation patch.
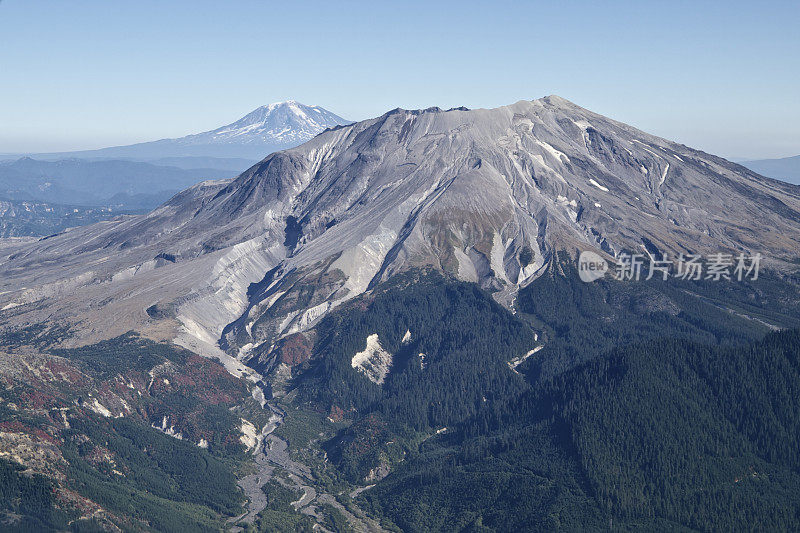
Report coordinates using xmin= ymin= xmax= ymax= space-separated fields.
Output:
xmin=43 ymin=360 xmax=88 ymax=386
xmin=171 ymin=371 xmax=198 ymax=388
xmin=0 ymin=420 xmax=28 ymax=432
xmin=0 ymin=336 xmax=256 ymax=528
xmin=136 ymin=353 xmax=249 ymax=442
xmin=328 ymin=404 xmax=345 ymax=423
xmin=277 ymin=333 xmax=313 ymax=366
xmin=148 ymin=376 xmax=173 ymax=395
xmin=186 ymin=356 xmax=238 ymax=392
xmin=199 ymin=389 xmax=240 ymax=405
xmin=97 ymin=382 xmax=117 ymax=396
xmin=56 ymin=488 xmax=100 ymax=515
xmin=186 ymin=354 xmax=229 ymax=377
xmin=84 ymin=444 xmax=114 ymax=466
xmin=19 ymin=387 xmax=62 ymax=410
xmin=0 ymin=421 xmax=59 ymax=445
xmin=345 ymin=413 xmax=390 ymax=457
xmin=172 ymin=355 xmax=247 ymax=405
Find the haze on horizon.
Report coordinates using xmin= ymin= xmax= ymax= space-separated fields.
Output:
xmin=0 ymin=0 xmax=798 ymax=160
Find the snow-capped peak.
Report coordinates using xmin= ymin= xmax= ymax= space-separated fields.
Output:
xmin=188 ymin=101 xmax=350 ymax=146
xmin=167 ymin=101 xmax=351 ymax=153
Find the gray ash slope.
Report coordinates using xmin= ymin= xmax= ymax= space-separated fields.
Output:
xmin=2 ymin=96 xmax=800 ymax=369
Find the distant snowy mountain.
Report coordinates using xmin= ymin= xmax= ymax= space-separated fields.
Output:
xmin=31 ymin=101 xmax=351 ymax=162
xmin=180 ymin=101 xmax=350 ymax=147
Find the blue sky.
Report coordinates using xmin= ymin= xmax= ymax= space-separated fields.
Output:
xmin=1 ymin=0 xmax=798 ymax=159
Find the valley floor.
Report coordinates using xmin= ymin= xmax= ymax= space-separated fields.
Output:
xmin=230 ymin=401 xmax=386 ymax=533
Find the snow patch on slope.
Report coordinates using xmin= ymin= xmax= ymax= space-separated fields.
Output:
xmin=660 ymin=163 xmax=670 ymax=185
xmin=534 ymin=140 xmax=571 ymax=163
xmin=589 ymin=178 xmax=609 ymax=192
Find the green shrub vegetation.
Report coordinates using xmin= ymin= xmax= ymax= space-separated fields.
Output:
xmin=51 ymin=332 xmax=189 ymax=379
xmin=254 ymin=481 xmax=317 ymax=532
xmin=0 ymin=458 xmax=71 ymax=532
xmin=62 ymin=416 xmax=243 ymax=531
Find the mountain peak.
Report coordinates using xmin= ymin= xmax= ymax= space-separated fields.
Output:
xmin=538 ymin=94 xmax=574 ymax=106
xmin=4 ymin=97 xmax=800 ymax=366
xmin=381 ymin=96 xmax=579 ymax=120
xmin=259 ymin=100 xmax=308 ymax=112
xmin=177 ymin=101 xmax=351 ymax=151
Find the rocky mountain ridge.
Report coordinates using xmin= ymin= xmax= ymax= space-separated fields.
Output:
xmin=2 ymin=96 xmax=800 ymax=372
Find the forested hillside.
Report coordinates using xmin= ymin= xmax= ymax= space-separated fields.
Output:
xmin=516 ymin=254 xmax=800 ymax=381
xmin=360 ymin=330 xmax=800 ymax=531
xmin=271 ymin=266 xmax=800 ymax=531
